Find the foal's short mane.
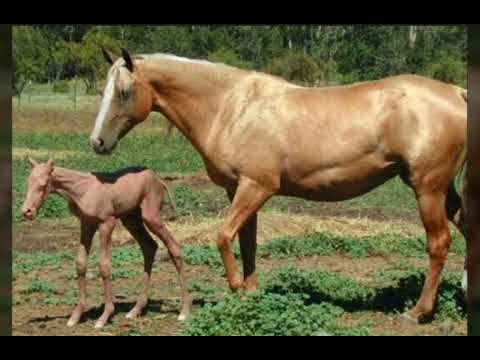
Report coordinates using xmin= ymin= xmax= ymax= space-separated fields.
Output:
xmin=92 ymin=166 xmax=149 ymax=184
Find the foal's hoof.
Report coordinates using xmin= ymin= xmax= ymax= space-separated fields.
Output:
xmin=94 ymin=321 xmax=106 ymax=329
xmin=125 ymin=310 xmax=140 ymax=319
xmin=66 ymin=319 xmax=77 ymax=328
xmin=177 ymin=314 xmax=187 ymax=322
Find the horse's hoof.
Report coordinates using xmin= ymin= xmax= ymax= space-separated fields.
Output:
xmin=439 ymin=320 xmax=454 ymax=334
xmin=400 ymin=312 xmax=420 ymax=324
xmin=177 ymin=314 xmax=187 ymax=322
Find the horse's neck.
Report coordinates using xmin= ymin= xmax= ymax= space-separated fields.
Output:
xmin=51 ymin=167 xmax=93 ymax=205
xmin=143 ymin=59 xmax=246 ymax=154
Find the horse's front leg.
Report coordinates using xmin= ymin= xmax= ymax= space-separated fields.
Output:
xmin=95 ymin=218 xmax=116 ymax=329
xmin=67 ymin=221 xmax=96 ymax=327
xmin=219 ymin=178 xmax=274 ymax=292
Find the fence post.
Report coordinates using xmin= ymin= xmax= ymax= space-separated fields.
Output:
xmin=73 ymin=76 xmax=77 ymax=110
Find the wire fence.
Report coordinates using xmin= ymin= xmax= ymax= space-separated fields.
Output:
xmin=12 ymin=80 xmax=173 ymax=135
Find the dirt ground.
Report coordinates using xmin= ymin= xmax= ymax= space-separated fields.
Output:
xmin=12 ymin=205 xmax=466 ymax=336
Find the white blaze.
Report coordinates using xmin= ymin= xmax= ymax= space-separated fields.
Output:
xmin=91 ymin=72 xmax=116 ymax=139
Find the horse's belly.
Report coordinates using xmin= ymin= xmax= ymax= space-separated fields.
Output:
xmin=280 ymin=155 xmax=400 ymax=201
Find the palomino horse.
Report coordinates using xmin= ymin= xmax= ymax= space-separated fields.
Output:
xmin=90 ymin=47 xmax=467 ymax=323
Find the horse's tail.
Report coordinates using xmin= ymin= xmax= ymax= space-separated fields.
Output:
xmin=458 ymin=85 xmax=468 ymax=223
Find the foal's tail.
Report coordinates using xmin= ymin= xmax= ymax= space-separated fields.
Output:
xmin=159 ymin=179 xmax=177 ymax=217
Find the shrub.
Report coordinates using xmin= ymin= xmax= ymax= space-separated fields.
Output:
xmin=183 ymin=290 xmax=368 ymax=336
xmin=263 ymin=51 xmax=323 ymax=86
xmin=424 ymin=54 xmax=466 ymax=87
xmin=207 ymin=47 xmax=252 ymax=69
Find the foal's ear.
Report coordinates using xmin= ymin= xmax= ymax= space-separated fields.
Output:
xmin=46 ymin=158 xmax=54 ymax=172
xmin=121 ymin=47 xmax=135 ymax=72
xmin=28 ymin=156 xmax=39 ymax=168
xmin=100 ymin=45 xmax=118 ymax=65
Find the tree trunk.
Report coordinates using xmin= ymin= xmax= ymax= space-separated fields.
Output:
xmin=409 ymin=25 xmax=417 ymax=49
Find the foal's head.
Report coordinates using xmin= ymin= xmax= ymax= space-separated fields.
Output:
xmin=22 ymin=157 xmax=54 ymax=221
xmin=90 ymin=47 xmax=153 ymax=155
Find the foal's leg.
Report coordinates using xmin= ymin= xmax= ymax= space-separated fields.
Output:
xmin=404 ymin=191 xmax=452 ymax=323
xmin=95 ymin=218 xmax=116 ymax=329
xmin=227 ymin=188 xmax=258 ymax=291
xmin=141 ymin=198 xmax=192 ymax=321
xmin=121 ymin=210 xmax=158 ymax=319
xmin=218 ymin=178 xmax=274 ymax=292
xmin=67 ymin=221 xmax=96 ymax=327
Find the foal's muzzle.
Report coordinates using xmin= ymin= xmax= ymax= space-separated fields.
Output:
xmin=22 ymin=207 xmax=36 ymax=221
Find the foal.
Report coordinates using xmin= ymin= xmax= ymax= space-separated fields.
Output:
xmin=21 ymin=157 xmax=192 ymax=328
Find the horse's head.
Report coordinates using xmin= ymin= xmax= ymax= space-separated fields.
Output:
xmin=22 ymin=157 xmax=54 ymax=221
xmin=90 ymin=47 xmax=153 ymax=155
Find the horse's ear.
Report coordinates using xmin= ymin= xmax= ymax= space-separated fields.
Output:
xmin=28 ymin=156 xmax=39 ymax=168
xmin=120 ymin=47 xmax=135 ymax=72
xmin=100 ymin=45 xmax=118 ymax=65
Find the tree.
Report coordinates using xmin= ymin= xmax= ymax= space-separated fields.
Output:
xmin=263 ymin=51 xmax=322 ymax=86
xmin=424 ymin=53 xmax=466 ymax=87
xmin=207 ymin=47 xmax=252 ymax=69
xmin=71 ymin=29 xmax=121 ymax=94
xmin=12 ymin=27 xmax=46 ymax=99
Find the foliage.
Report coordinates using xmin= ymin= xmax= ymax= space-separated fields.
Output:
xmin=207 ymin=47 xmax=252 ymax=69
xmin=22 ymin=279 xmax=57 ymax=295
xmin=12 ymin=27 xmax=47 ymax=97
xmin=424 ymin=53 xmax=467 ymax=87
xmin=52 ymin=80 xmax=70 ymax=93
xmin=263 ymin=51 xmax=322 ymax=85
xmin=183 ymin=290 xmax=367 ymax=336
xmin=13 ymin=25 xmax=467 ymax=89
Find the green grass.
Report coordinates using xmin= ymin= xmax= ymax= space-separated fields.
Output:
xmin=183 ymin=290 xmax=368 ymax=336
xmin=21 ymin=279 xmax=57 ymax=295
xmin=178 ymin=230 xmax=465 ymax=270
xmin=13 ymin=230 xmax=466 ymax=335
xmin=265 ymin=176 xmax=418 ymax=213
xmin=12 ymin=130 xmax=204 ymax=222
xmin=183 ymin=264 xmax=465 ymax=336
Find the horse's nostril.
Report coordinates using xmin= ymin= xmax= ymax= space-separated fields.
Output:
xmin=98 ymin=138 xmax=104 ymax=147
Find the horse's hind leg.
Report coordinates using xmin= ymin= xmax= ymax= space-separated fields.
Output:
xmin=404 ymin=190 xmax=452 ymax=323
xmin=141 ymin=196 xmax=192 ymax=321
xmin=121 ymin=209 xmax=158 ymax=319
xmin=446 ymin=184 xmax=468 ymax=293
